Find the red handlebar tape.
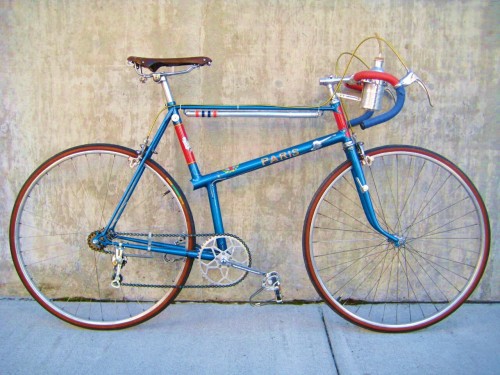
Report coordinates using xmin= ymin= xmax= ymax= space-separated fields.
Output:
xmin=353 ymin=71 xmax=400 ymax=87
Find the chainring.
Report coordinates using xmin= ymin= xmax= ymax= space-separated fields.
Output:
xmin=198 ymin=235 xmax=252 ymax=286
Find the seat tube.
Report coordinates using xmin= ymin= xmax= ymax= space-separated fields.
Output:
xmin=158 ymin=74 xmax=224 ymax=236
xmin=158 ymin=75 xmax=202 ymax=176
xmin=207 ymin=183 xmax=228 ymax=251
xmin=206 ymin=183 xmax=225 ymax=235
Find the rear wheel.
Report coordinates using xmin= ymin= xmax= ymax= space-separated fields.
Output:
xmin=303 ymin=145 xmax=490 ymax=332
xmin=10 ymin=144 xmax=195 ymax=329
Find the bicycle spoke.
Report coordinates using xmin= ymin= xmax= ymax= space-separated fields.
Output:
xmin=316 ymin=211 xmax=379 ymax=235
xmin=323 ymin=197 xmax=374 ymax=232
xmin=10 ymin=145 xmax=194 ymax=329
xmin=304 ymin=146 xmax=489 ymax=331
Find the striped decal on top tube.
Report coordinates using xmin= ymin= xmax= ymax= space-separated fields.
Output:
xmin=195 ymin=110 xmax=218 ymax=118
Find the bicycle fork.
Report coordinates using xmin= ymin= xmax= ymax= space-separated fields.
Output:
xmin=344 ymin=141 xmax=405 ymax=247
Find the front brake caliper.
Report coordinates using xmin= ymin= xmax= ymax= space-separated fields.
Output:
xmin=356 ymin=142 xmax=373 ymax=166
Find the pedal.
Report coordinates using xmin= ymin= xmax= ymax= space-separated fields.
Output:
xmin=249 ymin=271 xmax=283 ymax=306
xmin=267 ymin=272 xmax=283 ymax=303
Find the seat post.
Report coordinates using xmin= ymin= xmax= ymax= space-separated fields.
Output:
xmin=157 ymin=75 xmax=175 ymax=104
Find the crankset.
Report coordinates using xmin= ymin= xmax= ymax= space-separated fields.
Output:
xmin=86 ymin=230 xmax=285 ymax=301
xmin=198 ymin=235 xmax=252 ymax=286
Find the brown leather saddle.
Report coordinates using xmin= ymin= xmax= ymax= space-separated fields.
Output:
xmin=127 ymin=56 xmax=212 ymax=72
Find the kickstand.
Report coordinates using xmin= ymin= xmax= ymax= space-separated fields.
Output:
xmin=249 ymin=271 xmax=283 ymax=306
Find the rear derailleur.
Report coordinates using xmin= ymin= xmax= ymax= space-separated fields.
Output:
xmin=111 ymin=244 xmax=127 ymax=288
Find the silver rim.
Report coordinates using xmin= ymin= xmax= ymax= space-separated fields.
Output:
xmin=12 ymin=147 xmax=192 ymax=327
xmin=307 ymin=148 xmax=488 ymax=330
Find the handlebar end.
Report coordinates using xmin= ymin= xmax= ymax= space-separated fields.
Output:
xmin=359 ymin=86 xmax=406 ymax=129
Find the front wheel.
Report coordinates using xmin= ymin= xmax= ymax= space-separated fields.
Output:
xmin=9 ymin=144 xmax=195 ymax=329
xmin=303 ymin=145 xmax=490 ymax=332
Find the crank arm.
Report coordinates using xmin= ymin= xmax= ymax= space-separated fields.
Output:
xmin=222 ymin=259 xmax=266 ymax=276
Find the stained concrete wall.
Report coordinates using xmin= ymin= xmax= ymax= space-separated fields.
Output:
xmin=1 ymin=0 xmax=498 ymax=301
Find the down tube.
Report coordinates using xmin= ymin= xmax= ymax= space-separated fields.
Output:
xmin=192 ymin=130 xmax=350 ymax=190
xmin=195 ymin=130 xmax=349 ymax=242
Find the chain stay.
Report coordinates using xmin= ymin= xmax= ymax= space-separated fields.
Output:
xmin=110 ymin=232 xmax=249 ymax=289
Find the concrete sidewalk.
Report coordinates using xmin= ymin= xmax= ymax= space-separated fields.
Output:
xmin=0 ymin=300 xmax=498 ymax=375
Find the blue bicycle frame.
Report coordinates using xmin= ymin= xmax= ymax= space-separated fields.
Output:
xmin=95 ymin=78 xmax=406 ymax=261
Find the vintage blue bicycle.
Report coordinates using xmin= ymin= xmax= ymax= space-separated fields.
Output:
xmin=9 ymin=38 xmax=490 ymax=332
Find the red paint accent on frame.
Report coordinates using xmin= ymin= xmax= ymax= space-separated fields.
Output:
xmin=333 ymin=105 xmax=351 ymax=137
xmin=174 ymin=123 xmax=196 ymax=164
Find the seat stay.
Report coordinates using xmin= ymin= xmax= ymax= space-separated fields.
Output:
xmin=102 ymin=107 xmax=176 ymax=234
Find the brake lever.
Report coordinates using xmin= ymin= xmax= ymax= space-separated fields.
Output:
xmin=399 ymin=70 xmax=434 ymax=107
xmin=417 ymin=79 xmax=434 ymax=107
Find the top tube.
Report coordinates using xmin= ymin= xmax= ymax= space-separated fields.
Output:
xmin=180 ymin=103 xmax=339 ymax=120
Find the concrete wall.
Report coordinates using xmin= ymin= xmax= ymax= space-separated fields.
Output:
xmin=1 ymin=0 xmax=498 ymax=302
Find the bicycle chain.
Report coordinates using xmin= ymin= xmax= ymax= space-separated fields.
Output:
xmin=95 ymin=231 xmax=251 ymax=289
